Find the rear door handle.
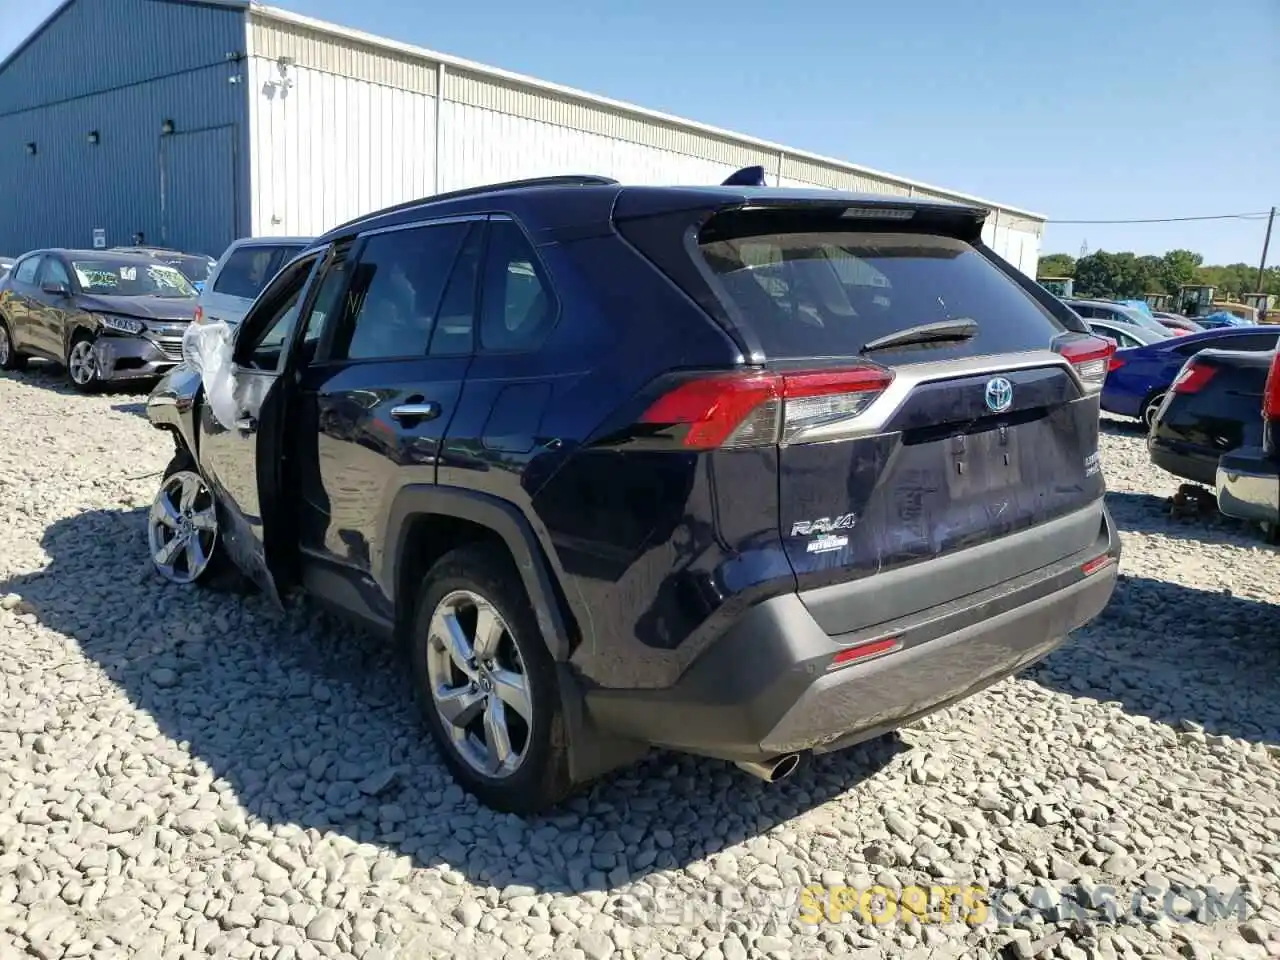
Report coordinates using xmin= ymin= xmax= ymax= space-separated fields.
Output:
xmin=389 ymin=402 xmax=441 ymax=423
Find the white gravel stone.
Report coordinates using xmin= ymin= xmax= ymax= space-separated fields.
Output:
xmin=2 ymin=379 xmax=1279 ymax=959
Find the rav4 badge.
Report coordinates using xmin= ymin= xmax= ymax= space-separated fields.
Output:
xmin=791 ymin=513 xmax=857 ymax=537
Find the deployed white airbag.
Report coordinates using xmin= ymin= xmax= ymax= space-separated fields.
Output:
xmin=181 ymin=320 xmax=240 ymax=431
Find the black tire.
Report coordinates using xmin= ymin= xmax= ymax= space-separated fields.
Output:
xmin=149 ymin=453 xmax=240 ymax=590
xmin=408 ymin=544 xmax=573 ymax=814
xmin=0 ymin=316 xmax=28 ymax=372
xmin=66 ymin=331 xmax=101 ymax=393
xmin=1141 ymin=392 xmax=1166 ymax=430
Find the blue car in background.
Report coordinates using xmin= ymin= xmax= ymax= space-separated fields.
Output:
xmin=1191 ymin=310 xmax=1253 ymax=330
xmin=1102 ymin=325 xmax=1280 ymax=428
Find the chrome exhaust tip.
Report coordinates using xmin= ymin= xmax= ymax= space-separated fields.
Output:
xmin=734 ymin=753 xmax=802 ymax=783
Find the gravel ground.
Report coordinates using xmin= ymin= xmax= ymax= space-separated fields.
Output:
xmin=2 ymin=366 xmax=1280 ymax=960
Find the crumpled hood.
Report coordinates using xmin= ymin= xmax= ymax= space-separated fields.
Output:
xmin=76 ymin=294 xmax=197 ymax=323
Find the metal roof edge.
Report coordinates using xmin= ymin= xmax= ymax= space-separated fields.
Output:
xmin=0 ymin=0 xmax=74 ymax=77
xmin=0 ymin=0 xmax=250 ymax=78
xmin=247 ymin=3 xmax=1046 ymax=223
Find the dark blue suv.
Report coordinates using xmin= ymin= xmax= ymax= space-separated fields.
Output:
xmin=145 ymin=171 xmax=1121 ymax=812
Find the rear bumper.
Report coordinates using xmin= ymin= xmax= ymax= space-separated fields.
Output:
xmin=93 ymin=335 xmax=181 ymax=382
xmin=1217 ymin=447 xmax=1280 ymax=524
xmin=1148 ymin=435 xmax=1218 ymax=486
xmin=587 ymin=508 xmax=1121 ymax=763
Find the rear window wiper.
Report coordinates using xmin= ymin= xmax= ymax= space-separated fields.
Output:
xmin=859 ymin=318 xmax=979 ymax=354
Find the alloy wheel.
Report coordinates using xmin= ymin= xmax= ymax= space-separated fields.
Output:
xmin=0 ymin=326 xmax=10 ymax=367
xmin=68 ymin=339 xmax=98 ymax=386
xmin=424 ymin=589 xmax=532 ymax=778
xmin=148 ymin=470 xmax=219 ymax=584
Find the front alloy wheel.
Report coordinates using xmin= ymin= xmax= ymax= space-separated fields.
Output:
xmin=425 ymin=589 xmax=533 ymax=778
xmin=67 ymin=338 xmax=100 ymax=390
xmin=148 ymin=470 xmax=219 ymax=584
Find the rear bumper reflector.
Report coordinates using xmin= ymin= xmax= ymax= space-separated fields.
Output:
xmin=1080 ymin=555 xmax=1117 ymax=577
xmin=828 ymin=636 xmax=901 ymax=670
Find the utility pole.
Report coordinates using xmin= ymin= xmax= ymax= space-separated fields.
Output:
xmin=1257 ymin=206 xmax=1276 ymax=293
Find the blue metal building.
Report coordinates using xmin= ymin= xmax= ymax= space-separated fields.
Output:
xmin=0 ymin=0 xmax=250 ymax=259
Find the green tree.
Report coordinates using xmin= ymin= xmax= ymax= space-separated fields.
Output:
xmin=1037 ymin=253 xmax=1075 ymax=278
xmin=1036 ymin=249 xmax=1280 ymax=299
xmin=1074 ymin=251 xmax=1153 ymax=299
xmin=1161 ymin=249 xmax=1203 ymax=293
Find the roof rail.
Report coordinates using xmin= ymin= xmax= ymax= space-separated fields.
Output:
xmin=328 ymin=174 xmax=620 ymax=235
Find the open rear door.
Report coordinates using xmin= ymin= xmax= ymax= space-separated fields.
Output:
xmin=194 ymin=249 xmax=322 ymax=603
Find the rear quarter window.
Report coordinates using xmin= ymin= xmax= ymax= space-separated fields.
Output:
xmin=698 ymin=230 xmax=1068 ymax=361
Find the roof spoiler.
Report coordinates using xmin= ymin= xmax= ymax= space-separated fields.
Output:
xmin=721 ymin=165 xmax=769 ymax=187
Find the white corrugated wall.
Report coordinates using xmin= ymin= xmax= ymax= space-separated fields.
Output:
xmin=244 ymin=11 xmax=1043 ymax=273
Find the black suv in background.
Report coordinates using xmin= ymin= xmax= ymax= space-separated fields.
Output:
xmin=145 ymin=170 xmax=1121 ymax=812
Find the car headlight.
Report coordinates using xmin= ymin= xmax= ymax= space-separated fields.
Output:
xmin=98 ymin=314 xmax=145 ymax=335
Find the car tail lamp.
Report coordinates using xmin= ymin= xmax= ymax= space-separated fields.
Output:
xmin=1170 ymin=360 xmax=1216 ymax=396
xmin=638 ymin=365 xmax=895 ymax=449
xmin=1056 ymin=335 xmax=1116 ymax=394
xmin=1264 ymin=351 xmax=1280 ymax=422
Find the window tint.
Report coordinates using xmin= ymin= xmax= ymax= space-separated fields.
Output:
xmin=40 ymin=258 xmax=71 ymax=288
xmin=479 ymin=220 xmax=556 ymax=352
xmin=14 ymin=256 xmax=40 ymax=285
xmin=214 ymin=245 xmax=295 ymax=300
xmin=239 ymin=255 xmax=318 ymax=371
xmin=698 ymin=230 xmax=1067 ymax=360
xmin=333 ymin=222 xmax=469 ymax=361
xmin=429 ymin=222 xmax=482 ymax=356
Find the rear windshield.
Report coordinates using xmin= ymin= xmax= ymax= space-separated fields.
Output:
xmin=213 ymin=244 xmax=304 ymax=300
xmin=698 ymin=230 xmax=1067 ymax=360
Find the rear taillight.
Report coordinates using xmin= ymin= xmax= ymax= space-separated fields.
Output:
xmin=638 ymin=365 xmax=894 ymax=450
xmin=1056 ymin=335 xmax=1116 ymax=394
xmin=1108 ymin=355 xmax=1126 ymax=372
xmin=1263 ymin=352 xmax=1280 ymax=421
xmin=1170 ymin=360 xmax=1216 ymax=395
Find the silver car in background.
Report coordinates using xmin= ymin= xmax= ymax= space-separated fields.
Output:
xmin=1083 ymin=316 xmax=1174 ymax=349
xmin=195 ymin=236 xmax=312 ymax=329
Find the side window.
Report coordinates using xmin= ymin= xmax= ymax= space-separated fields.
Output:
xmin=479 ymin=220 xmax=557 ymax=353
xmin=237 ymin=255 xmax=319 ymax=372
xmin=331 ymin=222 xmax=469 ymax=361
xmin=429 ymin=222 xmax=483 ymax=356
xmin=214 ymin=245 xmax=287 ymax=300
xmin=14 ymin=256 xmax=41 ymax=285
xmin=40 ymin=258 xmax=71 ymax=288
xmin=298 ymin=244 xmax=353 ymax=361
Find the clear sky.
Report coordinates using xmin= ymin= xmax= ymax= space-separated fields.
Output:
xmin=2 ymin=0 xmax=1277 ymax=264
